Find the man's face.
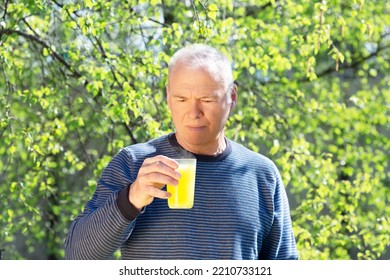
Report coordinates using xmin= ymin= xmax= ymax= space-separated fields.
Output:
xmin=166 ymin=63 xmax=236 ymax=154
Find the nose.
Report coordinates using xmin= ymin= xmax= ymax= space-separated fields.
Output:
xmin=188 ymin=100 xmax=203 ymax=119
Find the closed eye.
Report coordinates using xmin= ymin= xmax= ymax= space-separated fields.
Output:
xmin=202 ymin=97 xmax=219 ymax=103
xmin=174 ymin=96 xmax=187 ymax=102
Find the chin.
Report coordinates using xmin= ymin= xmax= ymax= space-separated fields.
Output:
xmin=187 ymin=136 xmax=209 ymax=145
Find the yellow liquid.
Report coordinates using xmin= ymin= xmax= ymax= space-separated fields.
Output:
xmin=167 ymin=162 xmax=196 ymax=209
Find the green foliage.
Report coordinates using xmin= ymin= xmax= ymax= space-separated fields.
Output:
xmin=0 ymin=0 xmax=389 ymax=259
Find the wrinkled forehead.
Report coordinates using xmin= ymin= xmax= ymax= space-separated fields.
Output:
xmin=168 ymin=62 xmax=229 ymax=90
xmin=169 ymin=63 xmax=220 ymax=88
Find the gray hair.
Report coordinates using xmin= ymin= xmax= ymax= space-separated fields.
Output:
xmin=168 ymin=44 xmax=234 ymax=91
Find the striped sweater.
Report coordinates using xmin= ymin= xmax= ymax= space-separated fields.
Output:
xmin=65 ymin=133 xmax=298 ymax=260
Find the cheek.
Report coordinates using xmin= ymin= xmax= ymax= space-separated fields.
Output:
xmin=212 ymin=105 xmax=230 ymax=118
xmin=170 ymin=108 xmax=185 ymax=122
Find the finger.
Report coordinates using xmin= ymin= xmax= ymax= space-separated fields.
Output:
xmin=143 ymin=155 xmax=179 ymax=169
xmin=140 ymin=172 xmax=178 ymax=187
xmin=146 ymin=185 xmax=171 ymax=199
xmin=140 ymin=159 xmax=181 ymax=181
xmin=152 ymin=183 xmax=165 ymax=189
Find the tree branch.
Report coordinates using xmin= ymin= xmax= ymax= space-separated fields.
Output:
xmin=1 ymin=0 xmax=9 ymax=21
xmin=123 ymin=122 xmax=138 ymax=144
xmin=241 ymin=1 xmax=278 ymax=17
xmin=314 ymin=43 xmax=390 ymax=80
xmin=148 ymin=17 xmax=170 ymax=28
xmin=50 ymin=0 xmax=64 ymax=8
xmin=0 ymin=28 xmax=82 ymax=78
xmin=256 ymin=43 xmax=390 ymax=86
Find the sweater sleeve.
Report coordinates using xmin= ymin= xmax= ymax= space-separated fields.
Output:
xmin=260 ymin=165 xmax=298 ymax=260
xmin=64 ymin=149 xmax=141 ymax=260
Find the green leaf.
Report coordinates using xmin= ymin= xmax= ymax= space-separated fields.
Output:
xmin=7 ymin=209 xmax=14 ymax=219
xmin=9 ymin=145 xmax=16 ymax=154
xmin=208 ymin=4 xmax=219 ymax=11
xmin=150 ymin=0 xmax=162 ymax=5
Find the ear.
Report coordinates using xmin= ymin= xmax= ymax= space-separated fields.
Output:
xmin=229 ymin=83 xmax=238 ymax=112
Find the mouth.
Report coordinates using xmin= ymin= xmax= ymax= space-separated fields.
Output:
xmin=187 ymin=126 xmax=206 ymax=131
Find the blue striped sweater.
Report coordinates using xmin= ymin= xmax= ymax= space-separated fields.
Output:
xmin=65 ymin=134 xmax=298 ymax=259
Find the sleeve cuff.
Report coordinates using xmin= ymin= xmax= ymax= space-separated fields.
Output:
xmin=117 ymin=184 xmax=142 ymax=221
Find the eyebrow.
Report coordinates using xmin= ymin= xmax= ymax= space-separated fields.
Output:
xmin=200 ymin=94 xmax=219 ymax=100
xmin=172 ymin=95 xmax=218 ymax=102
xmin=172 ymin=92 xmax=220 ymax=98
xmin=172 ymin=94 xmax=187 ymax=98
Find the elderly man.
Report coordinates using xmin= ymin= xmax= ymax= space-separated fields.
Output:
xmin=65 ymin=44 xmax=298 ymax=260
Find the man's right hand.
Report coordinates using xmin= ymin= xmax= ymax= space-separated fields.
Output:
xmin=128 ymin=155 xmax=181 ymax=210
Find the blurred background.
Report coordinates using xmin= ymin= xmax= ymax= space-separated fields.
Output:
xmin=0 ymin=0 xmax=389 ymax=259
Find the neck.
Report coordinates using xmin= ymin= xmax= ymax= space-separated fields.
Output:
xmin=175 ymin=133 xmax=226 ymax=156
xmin=212 ymin=139 xmax=226 ymax=155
